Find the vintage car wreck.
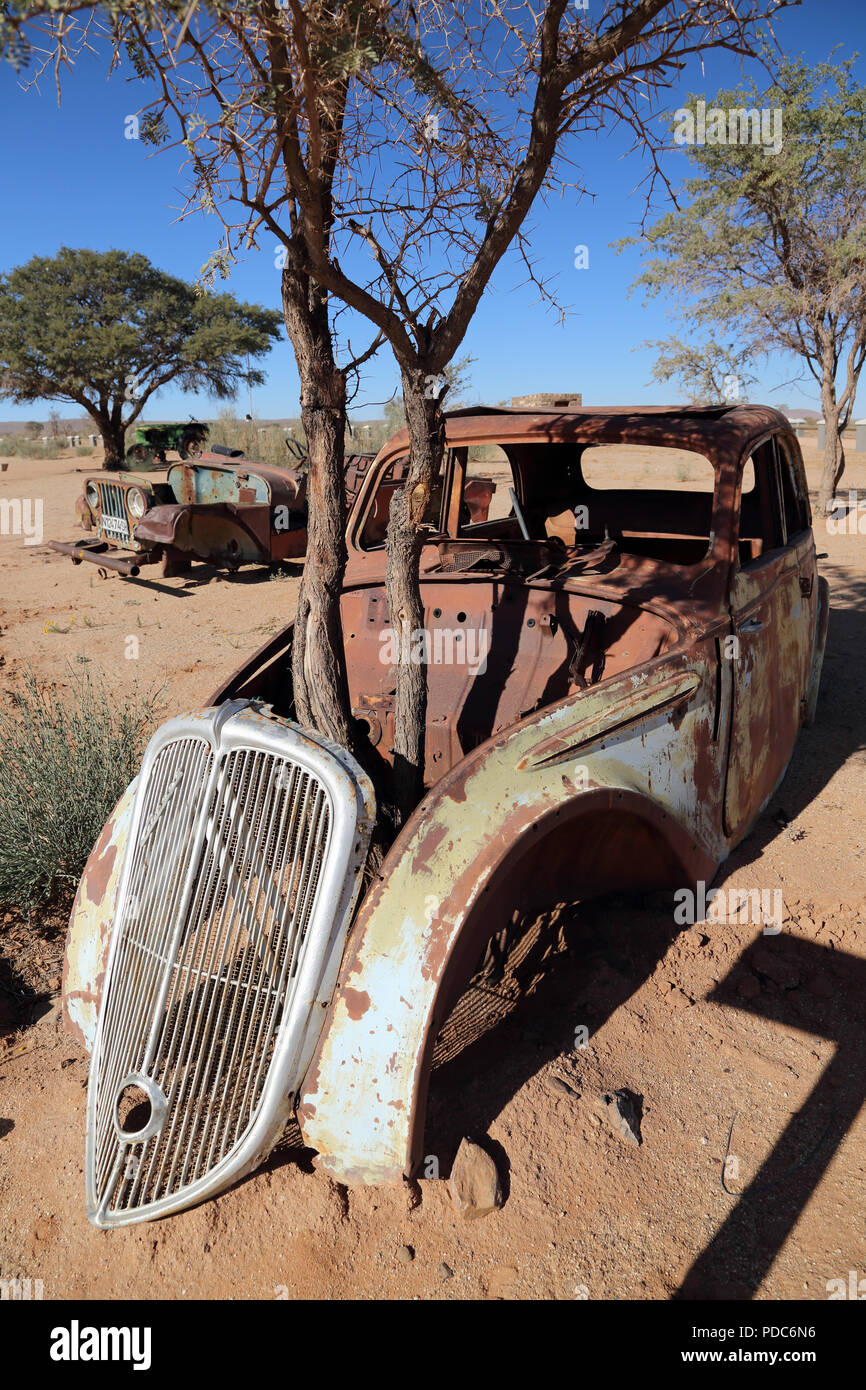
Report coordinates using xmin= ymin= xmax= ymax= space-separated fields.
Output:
xmin=50 ymin=453 xmax=312 ymax=577
xmin=62 ymin=404 xmax=828 ymax=1226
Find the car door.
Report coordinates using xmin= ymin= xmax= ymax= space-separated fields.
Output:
xmin=723 ymin=435 xmax=812 ymax=842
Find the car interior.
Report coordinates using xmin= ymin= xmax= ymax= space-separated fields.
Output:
xmin=357 ymin=430 xmax=811 ymax=576
xmin=360 ymin=440 xmax=719 ymax=569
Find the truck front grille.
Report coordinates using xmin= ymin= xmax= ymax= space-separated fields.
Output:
xmin=96 ymin=482 xmax=130 ymax=542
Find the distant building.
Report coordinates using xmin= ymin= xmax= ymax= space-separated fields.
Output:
xmin=511 ymin=392 xmax=582 ymax=409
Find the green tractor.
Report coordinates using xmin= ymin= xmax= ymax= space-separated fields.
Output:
xmin=125 ymin=421 xmax=209 ymax=467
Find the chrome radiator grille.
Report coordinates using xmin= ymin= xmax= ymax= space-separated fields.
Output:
xmin=86 ymin=702 xmax=374 ymax=1226
xmin=97 ymin=481 xmax=130 ymax=541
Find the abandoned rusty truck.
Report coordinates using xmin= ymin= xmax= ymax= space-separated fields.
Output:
xmin=49 ymin=452 xmax=392 ymax=578
xmin=50 ymin=453 xmax=311 ymax=577
xmin=62 ymin=404 xmax=828 ymax=1226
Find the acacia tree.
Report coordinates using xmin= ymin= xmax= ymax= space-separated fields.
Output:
xmin=0 ymin=246 xmax=281 ymax=466
xmin=625 ymin=57 xmax=866 ymax=514
xmin=642 ymin=335 xmax=758 ymax=403
xmin=4 ymin=0 xmax=521 ymax=808
xmin=5 ymin=0 xmax=790 ymax=827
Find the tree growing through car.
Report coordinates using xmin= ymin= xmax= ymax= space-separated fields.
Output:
xmin=238 ymin=0 xmax=790 ymax=819
xmin=3 ymin=0 xmax=792 ymax=829
xmin=0 ymin=246 xmax=282 ymax=467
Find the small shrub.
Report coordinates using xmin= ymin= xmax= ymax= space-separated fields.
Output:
xmin=0 ymin=669 xmax=163 ymax=910
xmin=269 ymin=562 xmax=301 ymax=581
xmin=0 ymin=436 xmax=69 ymax=460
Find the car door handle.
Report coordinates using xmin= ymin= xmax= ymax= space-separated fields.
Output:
xmin=738 ymin=617 xmax=764 ymax=633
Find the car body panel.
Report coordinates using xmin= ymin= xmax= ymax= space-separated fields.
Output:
xmin=62 ymin=780 xmax=138 ymax=1054
xmin=298 ymin=649 xmax=724 ymax=1182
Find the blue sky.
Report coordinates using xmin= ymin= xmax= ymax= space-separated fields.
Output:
xmin=1 ymin=1 xmax=864 ymax=422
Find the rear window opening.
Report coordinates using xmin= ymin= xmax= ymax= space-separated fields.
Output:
xmin=738 ymin=437 xmax=810 ymax=567
xmin=579 ymin=444 xmax=715 ymax=493
xmin=527 ymin=442 xmax=717 ymax=566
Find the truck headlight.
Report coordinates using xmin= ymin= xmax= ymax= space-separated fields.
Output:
xmin=127 ymin=487 xmax=148 ymax=519
xmin=85 ymin=482 xmax=99 ymax=509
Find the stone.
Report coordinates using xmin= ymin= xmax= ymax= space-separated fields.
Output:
xmin=448 ymin=1138 xmax=503 ymax=1220
xmin=546 ymin=1074 xmax=579 ymax=1099
xmin=602 ymin=1090 xmax=643 ymax=1146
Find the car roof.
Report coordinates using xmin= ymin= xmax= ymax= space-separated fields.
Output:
xmin=381 ymin=404 xmax=791 ymax=468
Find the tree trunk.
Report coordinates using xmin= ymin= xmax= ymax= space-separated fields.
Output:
xmin=818 ymin=362 xmax=844 ymax=515
xmin=95 ymin=417 xmax=126 ymax=470
xmin=282 ymin=259 xmax=355 ymax=750
xmin=385 ymin=368 xmax=446 ymax=824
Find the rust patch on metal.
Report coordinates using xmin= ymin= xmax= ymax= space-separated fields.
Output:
xmin=343 ymin=988 xmax=371 ymax=1020
xmin=295 ymin=405 xmax=820 ymax=1185
xmin=63 ymin=404 xmax=821 ymax=1196
xmin=85 ymin=840 xmax=117 ymax=907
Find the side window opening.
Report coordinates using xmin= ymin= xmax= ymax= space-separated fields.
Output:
xmin=359 ymin=454 xmax=449 ymax=549
xmin=777 ymin=436 xmax=810 ymax=539
xmin=457 ymin=446 xmax=516 ymax=533
xmin=738 ymin=439 xmax=785 ymax=567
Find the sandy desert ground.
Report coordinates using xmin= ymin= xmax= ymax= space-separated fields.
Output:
xmin=0 ymin=439 xmax=864 ymax=1301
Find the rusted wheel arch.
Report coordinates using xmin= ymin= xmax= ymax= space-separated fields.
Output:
xmin=402 ymin=789 xmax=716 ymax=1180
xmin=298 ymin=780 xmax=718 ymax=1185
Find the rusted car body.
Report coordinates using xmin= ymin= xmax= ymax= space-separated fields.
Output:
xmin=50 ymin=454 xmax=311 ymax=577
xmin=62 ymin=404 xmax=828 ymax=1222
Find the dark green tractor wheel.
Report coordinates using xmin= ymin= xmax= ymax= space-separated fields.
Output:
xmin=126 ymin=443 xmax=155 ymax=468
xmin=179 ymin=433 xmax=204 ymax=460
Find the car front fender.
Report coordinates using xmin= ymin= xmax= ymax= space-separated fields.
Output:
xmin=298 ymin=649 xmax=726 ymax=1184
xmin=62 ymin=779 xmax=137 ymax=1054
